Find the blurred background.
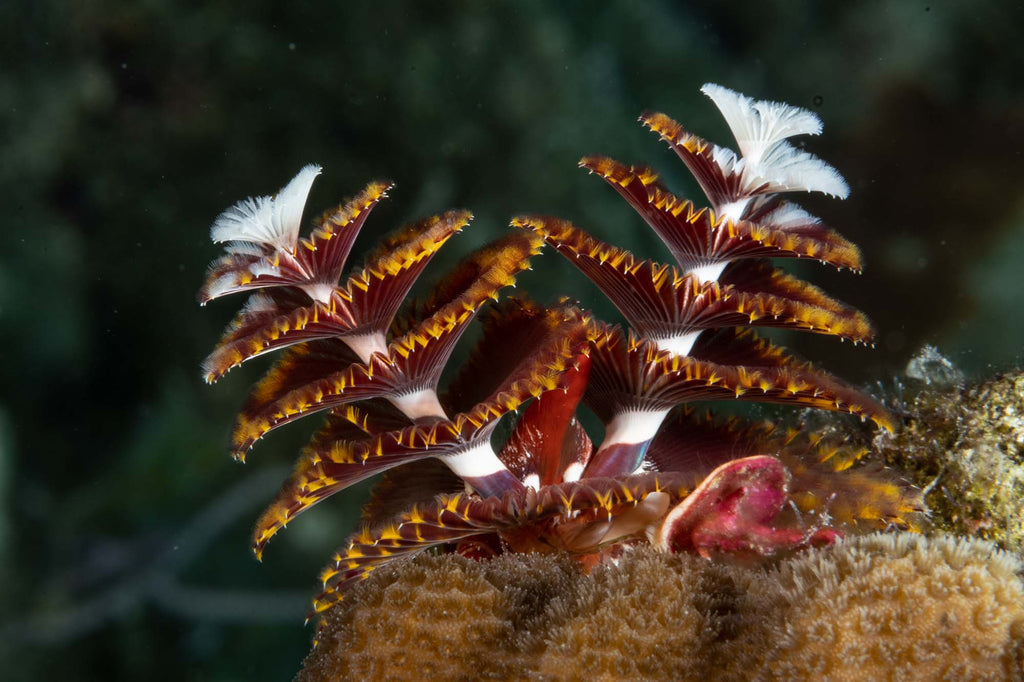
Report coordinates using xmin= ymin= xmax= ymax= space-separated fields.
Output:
xmin=3 ymin=0 xmax=1022 ymax=679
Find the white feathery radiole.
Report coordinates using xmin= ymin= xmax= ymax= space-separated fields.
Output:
xmin=701 ymin=84 xmax=849 ymax=201
xmin=702 ymin=83 xmax=822 ymax=159
xmin=210 ymin=164 xmax=322 ymax=251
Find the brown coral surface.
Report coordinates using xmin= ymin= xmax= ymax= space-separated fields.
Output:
xmin=299 ymin=553 xmax=579 ymax=680
xmin=298 ymin=534 xmax=1024 ymax=681
xmin=765 ymin=533 xmax=1024 ymax=680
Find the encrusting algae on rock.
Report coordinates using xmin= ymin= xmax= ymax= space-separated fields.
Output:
xmin=872 ymin=359 xmax=1024 ymax=553
xmin=196 ymin=84 xmax=1024 ymax=678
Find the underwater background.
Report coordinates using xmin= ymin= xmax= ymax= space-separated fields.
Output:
xmin=3 ymin=1 xmax=1022 ymax=679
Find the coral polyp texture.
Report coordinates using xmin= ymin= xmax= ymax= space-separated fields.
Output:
xmin=199 ymin=85 xmax=922 ymax=631
xmin=298 ymin=535 xmax=1024 ymax=681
